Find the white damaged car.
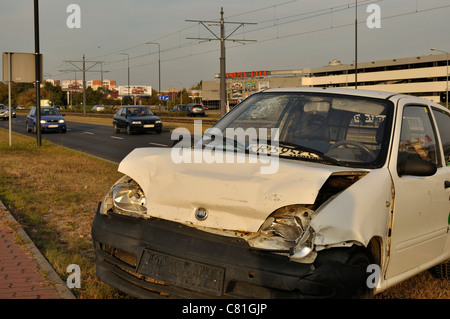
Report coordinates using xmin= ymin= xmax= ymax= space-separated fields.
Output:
xmin=92 ymin=88 xmax=450 ymax=298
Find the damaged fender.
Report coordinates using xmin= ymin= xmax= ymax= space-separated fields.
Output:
xmin=310 ymin=168 xmax=393 ymax=250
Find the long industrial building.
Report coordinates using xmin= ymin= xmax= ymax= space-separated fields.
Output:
xmin=202 ymin=53 xmax=450 ymax=108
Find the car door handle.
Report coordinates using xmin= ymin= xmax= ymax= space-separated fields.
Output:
xmin=445 ymin=181 xmax=450 ymax=189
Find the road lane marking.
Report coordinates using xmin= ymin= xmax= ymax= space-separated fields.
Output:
xmin=149 ymin=142 xmax=169 ymax=147
xmin=111 ymin=136 xmax=124 ymax=140
xmin=84 ymin=131 xmax=94 ymax=135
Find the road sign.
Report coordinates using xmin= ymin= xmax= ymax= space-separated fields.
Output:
xmin=158 ymin=95 xmax=169 ymax=101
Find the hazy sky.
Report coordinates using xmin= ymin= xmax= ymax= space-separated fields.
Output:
xmin=1 ymin=0 xmax=449 ymax=90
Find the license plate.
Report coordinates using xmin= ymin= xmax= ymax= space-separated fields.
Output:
xmin=48 ymin=125 xmax=59 ymax=128
xmin=144 ymin=124 xmax=154 ymax=128
xmin=137 ymin=249 xmax=224 ymax=296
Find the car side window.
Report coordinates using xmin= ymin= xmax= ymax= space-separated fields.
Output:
xmin=432 ymin=107 xmax=450 ymax=166
xmin=398 ymin=105 xmax=441 ymax=168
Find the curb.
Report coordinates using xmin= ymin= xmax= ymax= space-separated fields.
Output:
xmin=0 ymin=200 xmax=76 ymax=299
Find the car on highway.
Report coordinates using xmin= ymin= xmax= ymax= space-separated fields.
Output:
xmin=0 ymin=104 xmax=10 ymax=120
xmin=92 ymin=88 xmax=450 ymax=299
xmin=170 ymin=104 xmax=187 ymax=112
xmin=113 ymin=106 xmax=162 ymax=135
xmin=26 ymin=106 xmax=67 ymax=133
xmin=186 ymin=103 xmax=206 ymax=117
xmin=92 ymin=105 xmax=105 ymax=112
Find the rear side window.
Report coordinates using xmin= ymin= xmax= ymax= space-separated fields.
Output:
xmin=432 ymin=108 xmax=450 ymax=166
xmin=398 ymin=105 xmax=441 ymax=167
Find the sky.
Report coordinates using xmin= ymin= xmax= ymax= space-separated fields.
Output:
xmin=1 ymin=0 xmax=450 ymax=91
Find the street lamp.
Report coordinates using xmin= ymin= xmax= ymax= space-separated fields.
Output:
xmin=431 ymin=48 xmax=449 ymax=108
xmin=146 ymin=42 xmax=161 ymax=99
xmin=117 ymin=52 xmax=130 ymax=103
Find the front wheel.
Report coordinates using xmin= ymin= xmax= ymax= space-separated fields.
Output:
xmin=126 ymin=125 xmax=133 ymax=135
xmin=346 ymin=249 xmax=374 ymax=299
xmin=431 ymin=260 xmax=450 ymax=280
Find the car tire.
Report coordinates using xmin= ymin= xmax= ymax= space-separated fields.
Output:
xmin=114 ymin=123 xmax=120 ymax=133
xmin=346 ymin=249 xmax=374 ymax=299
xmin=431 ymin=260 xmax=450 ymax=280
xmin=126 ymin=125 xmax=133 ymax=135
xmin=33 ymin=124 xmax=37 ymax=134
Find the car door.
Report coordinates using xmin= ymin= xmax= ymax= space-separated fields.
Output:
xmin=116 ymin=108 xmax=126 ymax=128
xmin=27 ymin=107 xmax=36 ymax=127
xmin=386 ymin=100 xmax=449 ymax=279
xmin=431 ymin=107 xmax=450 ymax=255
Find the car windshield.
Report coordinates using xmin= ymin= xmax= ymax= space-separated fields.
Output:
xmin=126 ymin=107 xmax=152 ymax=116
xmin=210 ymin=92 xmax=393 ymax=168
xmin=41 ymin=108 xmax=61 ymax=116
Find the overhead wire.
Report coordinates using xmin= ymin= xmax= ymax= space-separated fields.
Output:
xmin=50 ymin=0 xmax=450 ymax=80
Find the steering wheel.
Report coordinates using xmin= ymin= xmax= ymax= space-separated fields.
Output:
xmin=328 ymin=140 xmax=377 ymax=161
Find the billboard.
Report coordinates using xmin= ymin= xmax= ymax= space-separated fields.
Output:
xmin=118 ymin=86 xmax=152 ymax=97
xmin=62 ymin=79 xmax=83 ymax=92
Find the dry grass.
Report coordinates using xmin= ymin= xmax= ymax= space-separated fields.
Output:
xmin=0 ymin=129 xmax=124 ymax=298
xmin=0 ymin=128 xmax=448 ymax=299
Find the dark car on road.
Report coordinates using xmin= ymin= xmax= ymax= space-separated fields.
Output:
xmin=26 ymin=106 xmax=66 ymax=133
xmin=113 ymin=106 xmax=162 ymax=135
xmin=170 ymin=104 xmax=187 ymax=112
xmin=186 ymin=103 xmax=205 ymax=117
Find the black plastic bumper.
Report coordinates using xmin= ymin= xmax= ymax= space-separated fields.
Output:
xmin=91 ymin=208 xmax=366 ymax=299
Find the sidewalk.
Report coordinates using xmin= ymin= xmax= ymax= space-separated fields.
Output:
xmin=0 ymin=200 xmax=75 ymax=299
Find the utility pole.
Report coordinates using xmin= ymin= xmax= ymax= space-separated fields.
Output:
xmin=355 ymin=0 xmax=358 ymax=89
xmin=34 ymin=0 xmax=42 ymax=146
xmin=59 ymin=56 xmax=106 ymax=115
xmin=187 ymin=7 xmax=256 ymax=117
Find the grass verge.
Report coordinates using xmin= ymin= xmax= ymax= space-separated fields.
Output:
xmin=0 ymin=129 xmax=125 ymax=298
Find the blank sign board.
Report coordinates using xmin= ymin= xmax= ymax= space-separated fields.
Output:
xmin=2 ymin=52 xmax=42 ymax=83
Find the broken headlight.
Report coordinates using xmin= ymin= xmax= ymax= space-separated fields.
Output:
xmin=247 ymin=205 xmax=316 ymax=262
xmin=100 ymin=175 xmax=147 ymax=218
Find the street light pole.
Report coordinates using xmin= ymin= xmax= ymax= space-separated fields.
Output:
xmin=355 ymin=0 xmax=358 ymax=89
xmin=34 ymin=0 xmax=42 ymax=146
xmin=118 ymin=52 xmax=130 ymax=104
xmin=431 ymin=48 xmax=449 ymax=108
xmin=146 ymin=42 xmax=161 ymax=99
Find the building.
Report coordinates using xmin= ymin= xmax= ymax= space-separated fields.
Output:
xmin=201 ymin=53 xmax=450 ymax=108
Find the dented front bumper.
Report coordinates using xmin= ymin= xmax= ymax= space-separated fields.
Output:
xmin=92 ymin=207 xmax=367 ymax=299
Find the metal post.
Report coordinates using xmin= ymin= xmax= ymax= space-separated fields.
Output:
xmin=8 ymin=53 xmax=12 ymax=146
xmin=145 ymin=42 xmax=161 ymax=99
xmin=220 ymin=7 xmax=226 ymax=117
xmin=355 ymin=0 xmax=358 ymax=89
xmin=34 ymin=0 xmax=41 ymax=146
xmin=82 ymin=54 xmax=86 ymax=115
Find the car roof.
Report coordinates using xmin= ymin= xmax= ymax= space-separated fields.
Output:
xmin=262 ymin=87 xmax=400 ymax=99
xmin=259 ymin=87 xmax=450 ymax=110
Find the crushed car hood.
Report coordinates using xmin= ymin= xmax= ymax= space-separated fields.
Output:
xmin=118 ymin=148 xmax=357 ymax=233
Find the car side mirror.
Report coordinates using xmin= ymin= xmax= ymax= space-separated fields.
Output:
xmin=398 ymin=158 xmax=437 ymax=177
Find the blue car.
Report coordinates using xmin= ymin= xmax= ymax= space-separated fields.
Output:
xmin=26 ymin=106 xmax=67 ymax=133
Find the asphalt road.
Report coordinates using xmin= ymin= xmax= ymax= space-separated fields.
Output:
xmin=0 ymin=115 xmax=174 ymax=163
